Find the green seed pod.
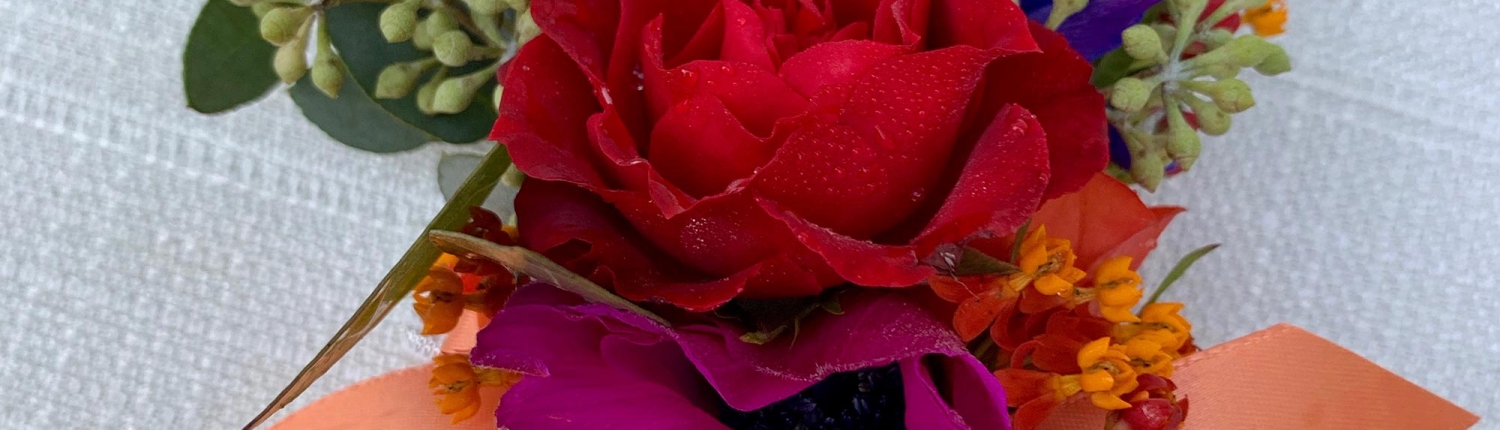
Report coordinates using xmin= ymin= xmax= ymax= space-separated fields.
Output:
xmin=229 ymin=0 xmax=261 ymax=6
xmin=466 ymin=0 xmax=503 ymax=15
xmin=434 ymin=31 xmax=475 ymax=67
xmin=251 ymin=2 xmax=281 ymax=18
xmin=417 ymin=68 xmax=450 ymax=115
xmin=503 ymin=0 xmax=529 ymax=10
xmin=376 ymin=58 xmax=436 ymax=99
xmin=1199 ymin=28 xmax=1234 ymax=51
xmin=1185 ymin=78 xmax=1255 ymax=113
xmin=1215 ymin=35 xmax=1276 ymax=69
xmin=260 ymin=7 xmax=313 ymax=46
xmin=432 ymin=67 xmax=494 ymax=114
xmin=273 ymin=32 xmax=309 ymax=83
xmin=1121 ymin=25 xmax=1164 ymax=62
xmin=1110 ymin=77 xmax=1153 ymax=112
xmin=516 ymin=9 xmax=541 ymax=45
xmin=380 ymin=0 xmax=421 ymax=42
xmin=1164 ymin=104 xmax=1201 ymax=171
xmin=1254 ymin=44 xmax=1292 ymax=76
xmin=426 ymin=8 xmax=460 ymax=36
xmin=311 ymin=55 xmax=345 ymax=98
xmin=1179 ymin=94 xmax=1231 ymax=136
xmin=1130 ymin=147 xmax=1166 ymax=192
xmin=412 ymin=18 xmax=435 ymax=50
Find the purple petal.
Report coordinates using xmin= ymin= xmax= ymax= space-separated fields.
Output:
xmin=1027 ymin=0 xmax=1159 ymax=61
xmin=673 ymin=290 xmax=971 ymax=410
xmin=473 ymin=284 xmax=725 ymax=430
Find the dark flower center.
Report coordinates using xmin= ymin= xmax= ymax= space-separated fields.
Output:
xmin=718 ymin=364 xmax=906 ymax=430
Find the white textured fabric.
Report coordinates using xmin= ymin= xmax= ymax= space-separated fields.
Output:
xmin=0 ymin=0 xmax=1494 ymax=429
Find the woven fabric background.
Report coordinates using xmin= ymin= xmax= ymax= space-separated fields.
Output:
xmin=0 ymin=1 xmax=1494 ymax=428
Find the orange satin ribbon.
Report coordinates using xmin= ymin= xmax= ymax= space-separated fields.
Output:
xmin=270 ymin=323 xmax=1479 ymax=430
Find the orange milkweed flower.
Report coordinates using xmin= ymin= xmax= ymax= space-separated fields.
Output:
xmin=1083 ymin=256 xmax=1144 ymax=323
xmin=429 ymin=353 xmax=523 ymax=423
xmin=1245 ymin=0 xmax=1287 ymax=36
xmin=1008 ymin=226 xmax=1087 ymax=296
xmin=413 ymin=265 xmax=466 ymax=335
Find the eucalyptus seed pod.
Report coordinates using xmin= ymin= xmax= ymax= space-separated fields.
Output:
xmin=1121 ymin=25 xmax=1164 ymax=63
xmin=311 ymin=54 xmax=345 ymax=98
xmin=380 ymin=0 xmax=422 ymax=42
xmin=376 ymin=58 xmax=437 ymax=99
xmin=434 ymin=31 xmax=475 ymax=67
xmin=274 ymin=33 xmax=310 ymax=83
xmin=260 ymin=6 xmax=313 ymax=46
xmin=465 ymin=0 xmax=503 ymax=15
xmin=1110 ymin=77 xmax=1153 ymax=112
xmin=432 ymin=67 xmax=494 ymax=114
xmin=417 ymin=68 xmax=450 ymax=115
xmin=412 ymin=18 xmax=435 ymax=50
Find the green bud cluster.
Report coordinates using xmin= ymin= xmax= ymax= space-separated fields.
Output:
xmin=1099 ymin=0 xmax=1291 ymax=190
xmin=231 ymin=0 xmax=535 ymax=116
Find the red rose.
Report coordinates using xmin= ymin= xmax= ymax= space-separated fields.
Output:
xmin=498 ymin=0 xmax=1107 ymax=310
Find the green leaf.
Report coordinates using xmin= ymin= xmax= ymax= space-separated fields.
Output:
xmin=437 ymin=153 xmax=519 ymax=217
xmin=1145 ymin=244 xmax=1221 ymax=306
xmin=428 ymin=231 xmax=670 ymax=326
xmin=1091 ymin=48 xmax=1139 ymax=88
xmin=241 ymin=146 xmax=512 ymax=430
xmin=1009 ymin=218 xmax=1032 ymax=263
xmin=289 ymin=71 xmax=430 ymax=153
xmin=325 ymin=3 xmax=497 ymax=144
xmin=955 ymin=246 xmax=1021 ymax=277
xmin=183 ymin=0 xmax=280 ymax=114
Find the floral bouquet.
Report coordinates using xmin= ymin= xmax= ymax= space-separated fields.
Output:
xmin=181 ymin=0 xmax=1479 ymax=429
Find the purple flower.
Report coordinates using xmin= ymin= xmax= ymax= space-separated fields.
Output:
xmin=1021 ymin=0 xmax=1161 ymax=61
xmin=471 ymin=284 xmax=1011 ymax=430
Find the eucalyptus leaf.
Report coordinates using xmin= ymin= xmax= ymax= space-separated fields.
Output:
xmin=183 ymin=0 xmax=280 ymax=114
xmin=289 ymin=72 xmax=430 ymax=153
xmin=325 ymin=3 xmax=497 ymax=144
xmin=242 ymin=147 xmax=512 ymax=430
xmin=428 ymin=231 xmax=670 ymax=326
xmin=1145 ymin=244 xmax=1221 ymax=306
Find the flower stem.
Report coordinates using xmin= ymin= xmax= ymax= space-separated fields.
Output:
xmin=242 ymin=144 xmax=512 ymax=430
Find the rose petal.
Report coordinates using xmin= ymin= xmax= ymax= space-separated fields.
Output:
xmin=494 ymin=36 xmax=608 ymax=188
xmin=927 ymin=0 xmax=1039 ymax=52
xmin=648 ymin=95 xmax=775 ymax=197
xmin=911 ymin=104 xmax=1050 ymax=254
xmin=976 ymin=23 xmax=1108 ymax=200
xmin=756 ymin=46 xmax=999 ymax=238
xmin=778 ymin=39 xmax=908 ymax=98
xmin=667 ymin=61 xmax=809 ymax=137
xmin=757 ymin=197 xmax=935 ymax=287
xmin=720 ymin=0 xmax=776 ymax=69
xmin=873 ymin=0 xmax=931 ymax=47
xmin=515 ymin=180 xmax=751 ymax=311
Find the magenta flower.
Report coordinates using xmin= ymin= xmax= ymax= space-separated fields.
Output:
xmin=471 ymin=285 xmax=1011 ymax=430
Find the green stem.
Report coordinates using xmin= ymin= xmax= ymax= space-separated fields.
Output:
xmin=241 ymin=145 xmax=512 ymax=430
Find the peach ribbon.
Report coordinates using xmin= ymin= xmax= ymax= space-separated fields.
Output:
xmin=270 ymin=323 xmax=1478 ymax=430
